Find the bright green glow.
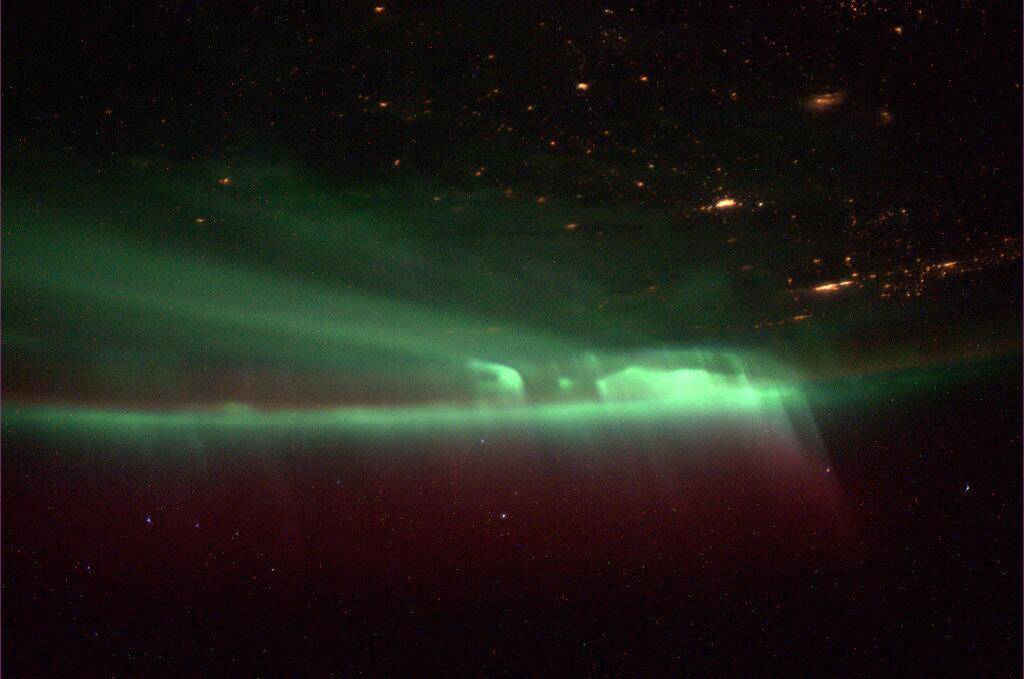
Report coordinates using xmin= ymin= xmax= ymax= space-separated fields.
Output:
xmin=6 ymin=354 xmax=1014 ymax=456
xmin=467 ymin=359 xmax=526 ymax=405
xmin=8 ymin=148 xmax=1004 ymax=458
xmin=1 ymin=150 xmax=807 ymax=406
xmin=5 ymin=149 xmax=1016 ymax=413
xmin=4 ymin=342 xmax=824 ymax=460
xmin=2 ymin=372 xmax=806 ymax=453
xmin=597 ymin=366 xmax=739 ymax=402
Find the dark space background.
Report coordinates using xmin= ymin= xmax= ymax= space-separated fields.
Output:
xmin=2 ymin=1 xmax=1021 ymax=674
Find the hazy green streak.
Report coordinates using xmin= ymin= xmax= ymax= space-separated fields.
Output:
xmin=4 ymin=224 xmax=578 ymax=371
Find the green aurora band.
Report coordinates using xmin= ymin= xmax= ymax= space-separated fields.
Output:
xmin=4 ymin=342 xmax=819 ymax=454
xmin=2 ymin=150 xmax=1015 ymax=453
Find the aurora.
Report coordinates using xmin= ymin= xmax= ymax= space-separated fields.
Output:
xmin=3 ymin=348 xmax=821 ymax=459
xmin=2 ymin=1 xmax=1019 ymax=673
